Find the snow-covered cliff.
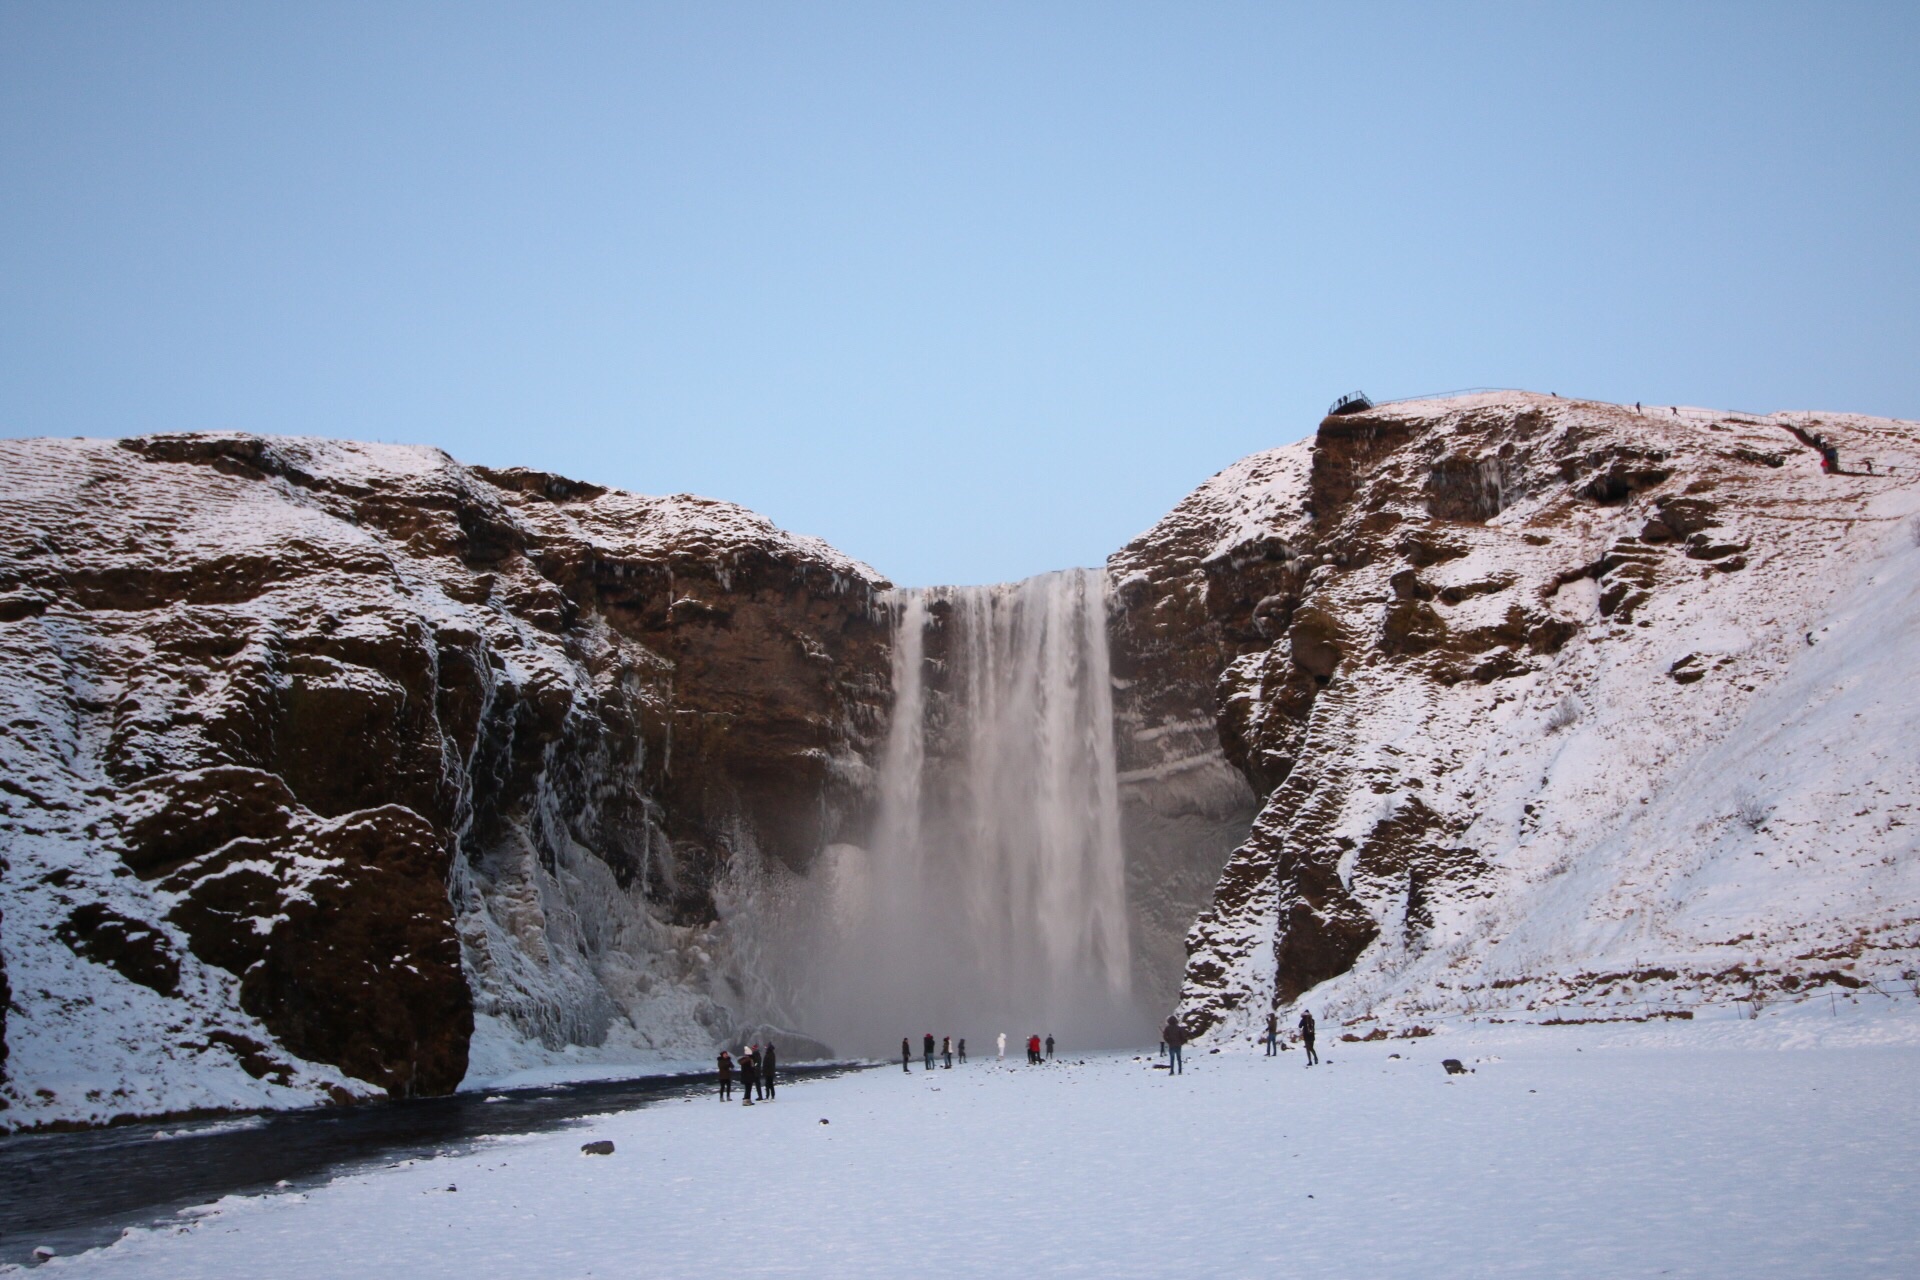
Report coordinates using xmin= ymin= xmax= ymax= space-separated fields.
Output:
xmin=1114 ymin=394 xmax=1920 ymax=1042
xmin=0 ymin=434 xmax=889 ymax=1129
xmin=7 ymin=392 xmax=1916 ymax=1128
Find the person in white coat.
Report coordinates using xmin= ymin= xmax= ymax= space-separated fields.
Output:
xmin=996 ymin=1032 xmax=1007 ymax=1060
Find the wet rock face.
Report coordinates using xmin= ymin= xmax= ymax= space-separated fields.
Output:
xmin=0 ymin=435 xmax=888 ymax=1127
xmin=1122 ymin=393 xmax=1920 ymax=1040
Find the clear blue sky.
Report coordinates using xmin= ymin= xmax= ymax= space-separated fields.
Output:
xmin=4 ymin=3 xmax=1916 ymax=585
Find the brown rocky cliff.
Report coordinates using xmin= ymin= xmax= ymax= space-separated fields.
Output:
xmin=1113 ymin=393 xmax=1920 ymax=1039
xmin=0 ymin=434 xmax=888 ymax=1129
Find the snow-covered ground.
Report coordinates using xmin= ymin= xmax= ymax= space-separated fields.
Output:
xmin=20 ymin=1006 xmax=1920 ymax=1278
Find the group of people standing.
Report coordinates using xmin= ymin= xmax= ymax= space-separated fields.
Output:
xmin=715 ymin=1042 xmax=777 ymax=1105
xmin=895 ymin=1031 xmax=1057 ymax=1071
xmin=903 ymin=1032 xmax=970 ymax=1070
xmin=1161 ymin=1008 xmax=1316 ymax=1074
xmin=719 ymin=1010 xmax=1319 ymax=1099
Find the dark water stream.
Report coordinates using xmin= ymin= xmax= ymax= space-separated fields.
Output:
xmin=0 ymin=1062 xmax=868 ymax=1265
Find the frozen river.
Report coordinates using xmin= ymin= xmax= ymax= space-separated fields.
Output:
xmin=0 ymin=1062 xmax=866 ymax=1267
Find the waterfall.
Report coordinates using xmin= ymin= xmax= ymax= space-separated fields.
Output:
xmin=786 ymin=568 xmax=1141 ymax=1054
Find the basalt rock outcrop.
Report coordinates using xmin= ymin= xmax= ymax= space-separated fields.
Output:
xmin=1112 ymin=394 xmax=1920 ymax=1041
xmin=0 ymin=434 xmax=887 ymax=1129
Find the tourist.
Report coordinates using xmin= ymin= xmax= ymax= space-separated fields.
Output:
xmin=762 ymin=1040 xmax=777 ymax=1099
xmin=1163 ymin=1016 xmax=1186 ymax=1075
xmin=942 ymin=1035 xmax=953 ymax=1069
xmin=958 ymin=1038 xmax=967 ymax=1063
xmin=902 ymin=1037 xmax=911 ymax=1073
xmin=739 ymin=1046 xmax=759 ymax=1105
xmin=1264 ymin=1012 xmax=1279 ymax=1057
xmin=1045 ymin=1034 xmax=1054 ymax=1060
xmin=923 ymin=1032 xmax=936 ymax=1071
xmin=997 ymin=1032 xmax=1006 ymax=1060
xmin=1027 ymin=1034 xmax=1042 ymax=1065
xmin=1298 ymin=1010 xmax=1318 ymax=1067
xmin=717 ymin=1048 xmax=734 ymax=1100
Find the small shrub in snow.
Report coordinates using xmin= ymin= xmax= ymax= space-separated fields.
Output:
xmin=1733 ymin=787 xmax=1773 ymax=831
xmin=1544 ymin=695 xmax=1580 ymax=733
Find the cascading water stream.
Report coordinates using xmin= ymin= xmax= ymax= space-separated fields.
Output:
xmin=784 ymin=568 xmax=1142 ymax=1054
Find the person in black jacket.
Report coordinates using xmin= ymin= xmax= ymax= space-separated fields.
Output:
xmin=1045 ymin=1034 xmax=1054 ymax=1060
xmin=1264 ymin=1012 xmax=1279 ymax=1057
xmin=717 ymin=1049 xmax=734 ymax=1100
xmin=739 ymin=1047 xmax=759 ymax=1105
xmin=902 ymin=1037 xmax=911 ymax=1073
xmin=958 ymin=1038 xmax=967 ymax=1064
xmin=923 ymin=1032 xmax=936 ymax=1071
xmin=1298 ymin=1010 xmax=1318 ymax=1067
xmin=1162 ymin=1016 xmax=1187 ymax=1075
xmin=761 ymin=1040 xmax=777 ymax=1099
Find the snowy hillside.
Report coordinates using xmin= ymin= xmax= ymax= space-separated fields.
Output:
xmin=1112 ymin=394 xmax=1920 ymax=1043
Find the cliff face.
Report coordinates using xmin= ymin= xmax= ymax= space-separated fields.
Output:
xmin=1106 ymin=452 xmax=1296 ymax=1013
xmin=8 ymin=393 xmax=1916 ymax=1125
xmin=1116 ymin=394 xmax=1920 ymax=1041
xmin=0 ymin=434 xmax=887 ymax=1129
